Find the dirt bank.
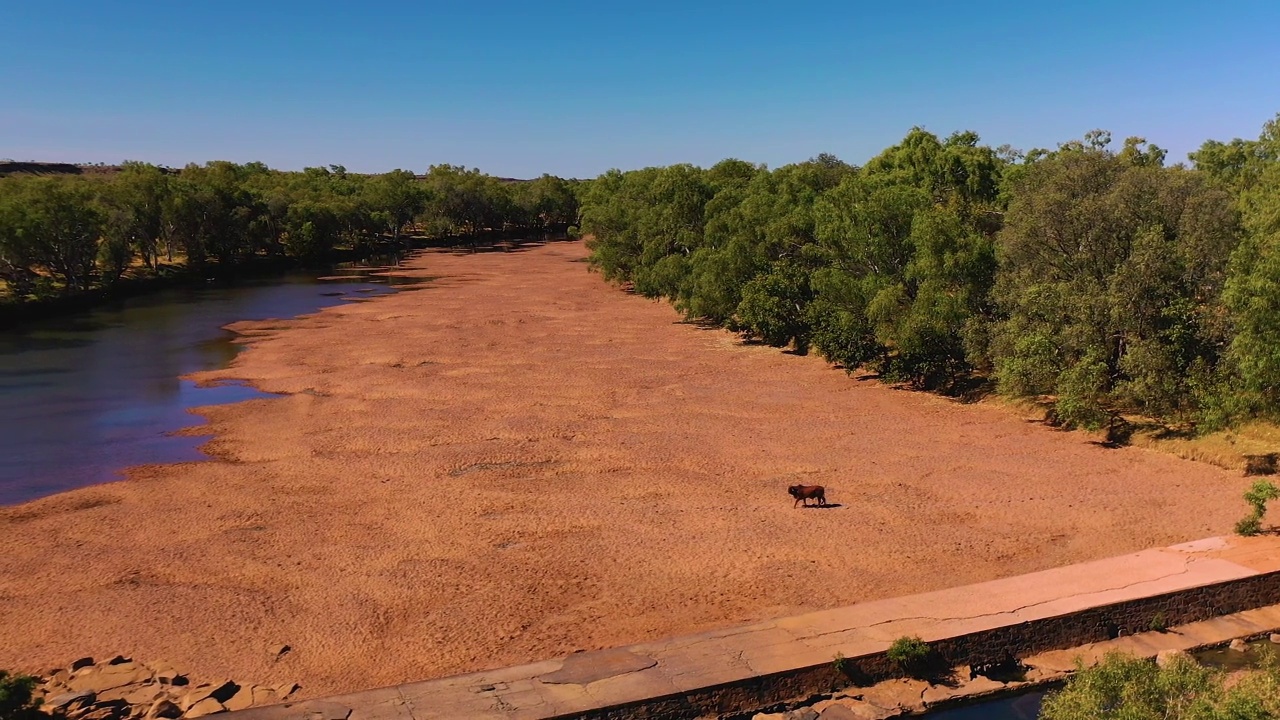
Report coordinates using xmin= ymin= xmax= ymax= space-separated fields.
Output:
xmin=0 ymin=240 xmax=1251 ymax=698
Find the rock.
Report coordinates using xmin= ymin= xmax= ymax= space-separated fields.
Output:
xmin=80 ymin=708 xmax=126 ymax=720
xmin=274 ymin=682 xmax=300 ymax=700
xmin=1270 ymin=633 xmax=1280 ymax=644
xmin=222 ymin=686 xmax=256 ymax=713
xmin=922 ymin=676 xmax=1006 ymax=706
xmin=1157 ymin=649 xmax=1190 ymax=667
xmin=818 ymin=705 xmax=862 ymax=720
xmin=834 ymin=701 xmax=904 ymax=720
xmin=78 ymin=699 xmax=130 ymax=720
xmin=107 ymin=656 xmax=133 ymax=666
xmin=860 ymin=679 xmax=929 ymax=714
xmin=49 ymin=669 xmax=73 ymax=686
xmin=147 ymin=699 xmax=182 ymax=720
xmin=1231 ymin=638 xmax=1248 ymax=652
xmin=184 ymin=698 xmax=226 ymax=718
xmin=47 ymin=690 xmax=97 ymax=712
xmin=269 ymin=644 xmax=291 ymax=661
xmin=72 ymin=658 xmax=96 ymax=671
xmin=154 ymin=670 xmax=183 ymax=685
xmin=67 ymin=664 xmax=153 ymax=694
xmin=752 ymin=714 xmax=788 ymax=720
xmin=1023 ymin=665 xmax=1070 ymax=683
xmin=181 ymin=681 xmax=238 ymax=710
xmin=250 ymin=687 xmax=280 ymax=706
xmin=123 ymin=685 xmax=169 ymax=706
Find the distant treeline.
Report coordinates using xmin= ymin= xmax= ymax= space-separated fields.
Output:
xmin=0 ymin=162 xmax=580 ymax=303
xmin=579 ymin=115 xmax=1280 ymax=432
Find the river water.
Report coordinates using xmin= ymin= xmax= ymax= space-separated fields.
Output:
xmin=0 ymin=264 xmax=418 ymax=505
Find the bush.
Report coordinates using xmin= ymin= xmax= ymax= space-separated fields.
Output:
xmin=887 ymin=636 xmax=932 ymax=676
xmin=0 ymin=670 xmax=44 ymax=720
xmin=1150 ymin=612 xmax=1167 ymax=632
xmin=1237 ymin=516 xmax=1264 ymax=536
xmin=1236 ymin=479 xmax=1279 ymax=536
xmin=1041 ymin=651 xmax=1280 ymax=720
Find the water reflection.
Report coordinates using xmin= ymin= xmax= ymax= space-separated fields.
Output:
xmin=0 ymin=265 xmax=416 ymax=505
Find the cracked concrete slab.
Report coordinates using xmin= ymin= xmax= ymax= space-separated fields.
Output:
xmin=225 ymin=535 xmax=1280 ymax=720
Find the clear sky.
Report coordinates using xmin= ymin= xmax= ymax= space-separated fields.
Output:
xmin=3 ymin=1 xmax=1278 ymax=178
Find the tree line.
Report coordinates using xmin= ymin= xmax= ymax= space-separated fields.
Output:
xmin=0 ymin=162 xmax=579 ymax=302
xmin=579 ymin=114 xmax=1280 ymax=433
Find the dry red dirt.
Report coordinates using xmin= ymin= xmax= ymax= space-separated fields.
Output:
xmin=0 ymin=240 xmax=1251 ymax=697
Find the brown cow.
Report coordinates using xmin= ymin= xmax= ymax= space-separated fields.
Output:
xmin=788 ymin=484 xmax=827 ymax=508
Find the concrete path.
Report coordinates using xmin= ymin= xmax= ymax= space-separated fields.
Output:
xmin=227 ymin=536 xmax=1280 ymax=720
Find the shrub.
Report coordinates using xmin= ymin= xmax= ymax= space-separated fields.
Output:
xmin=1149 ymin=612 xmax=1167 ymax=632
xmin=1237 ymin=516 xmax=1264 ymax=536
xmin=1041 ymin=651 xmax=1280 ymax=720
xmin=0 ymin=671 xmax=44 ymax=720
xmin=887 ymin=636 xmax=932 ymax=676
xmin=1236 ymin=479 xmax=1279 ymax=536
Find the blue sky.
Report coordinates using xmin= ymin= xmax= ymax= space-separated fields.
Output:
xmin=3 ymin=1 xmax=1278 ymax=177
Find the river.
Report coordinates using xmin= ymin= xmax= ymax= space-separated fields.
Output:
xmin=0 ymin=262 xmax=420 ymax=505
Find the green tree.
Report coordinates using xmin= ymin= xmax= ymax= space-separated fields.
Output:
xmin=0 ymin=671 xmax=45 ymax=720
xmin=18 ymin=177 xmax=103 ymax=293
xmin=992 ymin=134 xmax=1239 ymax=425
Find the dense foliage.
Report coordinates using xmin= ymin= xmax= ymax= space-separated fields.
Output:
xmin=0 ymin=163 xmax=578 ymax=302
xmin=1041 ymin=652 xmax=1280 ymax=720
xmin=0 ymin=671 xmax=42 ymax=720
xmin=580 ymin=116 xmax=1280 ymax=431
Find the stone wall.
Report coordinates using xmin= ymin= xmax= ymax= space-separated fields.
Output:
xmin=547 ymin=570 xmax=1280 ymax=720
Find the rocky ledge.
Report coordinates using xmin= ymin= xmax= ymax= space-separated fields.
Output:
xmin=35 ymin=655 xmax=298 ymax=720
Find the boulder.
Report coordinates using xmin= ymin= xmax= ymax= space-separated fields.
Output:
xmin=1157 ymin=649 xmax=1190 ymax=668
xmin=184 ymin=698 xmax=226 ymax=718
xmin=250 ymin=687 xmax=280 ymax=706
xmin=123 ymin=685 xmax=169 ymax=706
xmin=922 ymin=676 xmax=1006 ymax=706
xmin=79 ymin=708 xmax=126 ymax=720
xmin=72 ymin=657 xmax=96 ymax=671
xmin=146 ymin=700 xmax=182 ymax=720
xmin=180 ymin=681 xmax=238 ymax=710
xmin=222 ymin=686 xmax=256 ymax=713
xmin=154 ymin=670 xmax=184 ymax=686
xmin=1271 ymin=633 xmax=1280 ymax=644
xmin=269 ymin=644 xmax=291 ymax=661
xmin=67 ymin=663 xmax=152 ymax=694
xmin=817 ymin=701 xmax=902 ymax=720
xmin=274 ymin=682 xmax=300 ymax=700
xmin=787 ymin=710 xmax=819 ymax=720
xmin=46 ymin=690 xmax=97 ymax=713
xmin=860 ymin=679 xmax=929 ymax=714
xmin=1230 ymin=638 xmax=1248 ymax=652
xmin=107 ymin=656 xmax=133 ymax=666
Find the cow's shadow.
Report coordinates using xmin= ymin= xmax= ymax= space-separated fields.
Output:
xmin=797 ymin=503 xmax=844 ymax=509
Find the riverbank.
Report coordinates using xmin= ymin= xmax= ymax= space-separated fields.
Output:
xmin=0 ymin=245 xmax=411 ymax=330
xmin=0 ymin=240 xmax=1256 ymax=699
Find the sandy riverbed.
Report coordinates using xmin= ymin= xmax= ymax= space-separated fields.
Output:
xmin=0 ymin=240 xmax=1250 ymax=697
